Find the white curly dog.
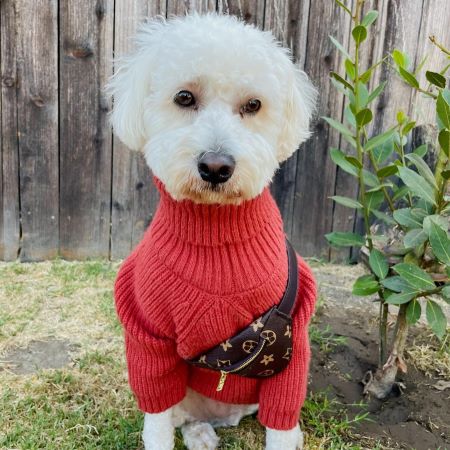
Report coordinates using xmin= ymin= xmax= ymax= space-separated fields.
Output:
xmin=108 ymin=13 xmax=316 ymax=450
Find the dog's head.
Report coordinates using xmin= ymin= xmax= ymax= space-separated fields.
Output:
xmin=108 ymin=13 xmax=316 ymax=204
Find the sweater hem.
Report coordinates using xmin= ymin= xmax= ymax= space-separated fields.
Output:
xmin=136 ymin=388 xmax=186 ymax=414
xmin=257 ymin=407 xmax=300 ymax=430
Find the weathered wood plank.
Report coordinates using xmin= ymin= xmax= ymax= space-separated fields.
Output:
xmin=218 ymin=0 xmax=264 ymax=25
xmin=412 ymin=0 xmax=450 ymax=126
xmin=110 ymin=0 xmax=166 ymax=259
xmin=291 ymin=0 xmax=352 ymax=258
xmin=264 ymin=0 xmax=312 ymax=242
xmin=0 ymin=0 xmax=21 ymax=261
xmin=59 ymin=0 xmax=114 ymax=259
xmin=166 ymin=0 xmax=217 ymax=15
xmin=15 ymin=0 xmax=59 ymax=261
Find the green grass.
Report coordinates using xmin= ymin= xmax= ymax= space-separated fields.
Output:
xmin=0 ymin=260 xmax=383 ymax=450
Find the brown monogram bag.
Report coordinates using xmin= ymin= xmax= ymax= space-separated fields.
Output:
xmin=187 ymin=240 xmax=298 ymax=391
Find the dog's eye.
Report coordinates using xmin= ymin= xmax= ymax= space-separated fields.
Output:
xmin=174 ymin=90 xmax=196 ymax=108
xmin=241 ymin=99 xmax=261 ymax=115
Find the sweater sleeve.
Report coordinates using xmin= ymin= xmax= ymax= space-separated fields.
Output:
xmin=114 ymin=253 xmax=188 ymax=413
xmin=257 ymin=257 xmax=317 ymax=430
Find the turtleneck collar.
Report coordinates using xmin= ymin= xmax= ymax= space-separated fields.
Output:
xmin=151 ymin=177 xmax=282 ymax=247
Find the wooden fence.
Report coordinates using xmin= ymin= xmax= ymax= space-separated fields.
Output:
xmin=0 ymin=0 xmax=449 ymax=261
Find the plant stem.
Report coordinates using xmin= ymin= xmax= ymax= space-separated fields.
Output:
xmin=429 ymin=35 xmax=450 ymax=56
xmin=379 ymin=301 xmax=389 ymax=366
xmin=390 ymin=303 xmax=408 ymax=367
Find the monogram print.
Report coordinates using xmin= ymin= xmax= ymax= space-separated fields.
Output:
xmin=260 ymin=354 xmax=275 ymax=366
xmin=220 ymin=340 xmax=232 ymax=351
xmin=261 ymin=329 xmax=277 ymax=346
xmin=242 ymin=340 xmax=258 ymax=353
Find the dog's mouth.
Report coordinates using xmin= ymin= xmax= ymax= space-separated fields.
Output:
xmin=180 ymin=178 xmax=243 ymax=204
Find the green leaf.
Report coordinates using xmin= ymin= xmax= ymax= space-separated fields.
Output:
xmin=442 ymin=170 xmax=450 ymax=179
xmin=352 ymin=274 xmax=379 ymax=296
xmin=402 ymin=121 xmax=416 ymax=136
xmin=405 ymin=153 xmax=438 ymax=189
xmin=372 ymin=209 xmax=396 ymax=225
xmin=329 ymin=35 xmax=351 ymax=59
xmin=381 ymin=276 xmax=412 ymax=293
xmin=426 ymin=71 xmax=446 ymax=89
xmin=398 ymin=67 xmax=420 ymax=89
xmin=437 ymin=91 xmax=450 ymax=129
xmin=404 ymin=228 xmax=428 ymax=249
xmin=356 ymin=82 xmax=369 ymax=108
xmin=428 ymin=220 xmax=450 ymax=265
xmin=325 ymin=231 xmax=365 ymax=247
xmin=385 ymin=290 xmax=417 ymax=305
xmin=392 ymin=185 xmax=410 ymax=201
xmin=442 ymin=285 xmax=450 ymax=300
xmin=426 ymin=300 xmax=447 ymax=340
xmin=397 ymin=166 xmax=437 ymax=205
xmin=392 ymin=49 xmax=410 ymax=70
xmin=377 ymin=164 xmax=398 ymax=178
xmin=330 ymin=148 xmax=358 ymax=176
xmin=345 ymin=59 xmax=356 ymax=80
xmin=413 ymin=144 xmax=428 ymax=158
xmin=423 ymin=215 xmax=448 ymax=234
xmin=363 ymin=169 xmax=380 ymax=187
xmin=331 ymin=196 xmax=363 ymax=209
xmin=367 ymin=182 xmax=394 ymax=193
xmin=355 ymin=108 xmax=373 ymax=126
xmin=352 ymin=25 xmax=367 ymax=44
xmin=344 ymin=106 xmax=356 ymax=128
xmin=372 ymin=138 xmax=394 ymax=164
xmin=330 ymin=71 xmax=354 ymax=91
xmin=364 ymin=128 xmax=396 ymax=152
xmin=369 ymin=249 xmax=389 ymax=279
xmin=361 ymin=10 xmax=379 ymax=27
xmin=368 ymin=81 xmax=387 ymax=104
xmin=393 ymin=208 xmax=423 ymax=228
xmin=438 ymin=129 xmax=450 ymax=157
xmin=393 ymin=263 xmax=436 ymax=291
xmin=345 ymin=156 xmax=362 ymax=169
xmin=323 ymin=117 xmax=355 ymax=146
xmin=406 ymin=299 xmax=421 ymax=325
xmin=366 ymin=191 xmax=384 ymax=211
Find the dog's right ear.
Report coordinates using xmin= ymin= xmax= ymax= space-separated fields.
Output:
xmin=107 ymin=19 xmax=165 ymax=151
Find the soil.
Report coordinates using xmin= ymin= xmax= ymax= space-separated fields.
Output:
xmin=310 ymin=292 xmax=450 ymax=450
xmin=1 ymin=339 xmax=76 ymax=375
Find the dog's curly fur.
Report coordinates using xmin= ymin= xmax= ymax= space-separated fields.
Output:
xmin=108 ymin=13 xmax=316 ymax=450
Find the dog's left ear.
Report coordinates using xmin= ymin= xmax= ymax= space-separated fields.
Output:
xmin=277 ymin=67 xmax=317 ymax=162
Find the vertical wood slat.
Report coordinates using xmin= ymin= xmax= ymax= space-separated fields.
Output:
xmin=166 ymin=0 xmax=217 ymax=15
xmin=110 ymin=0 xmax=166 ymax=259
xmin=0 ymin=0 xmax=20 ymax=261
xmin=265 ymin=0 xmax=311 ymax=242
xmin=15 ymin=0 xmax=59 ymax=261
xmin=412 ymin=0 xmax=450 ymax=126
xmin=291 ymin=0 xmax=353 ymax=258
xmin=59 ymin=0 xmax=114 ymax=259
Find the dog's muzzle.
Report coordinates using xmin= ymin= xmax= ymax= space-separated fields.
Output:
xmin=197 ymin=152 xmax=235 ymax=184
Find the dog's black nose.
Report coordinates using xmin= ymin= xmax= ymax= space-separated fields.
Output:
xmin=198 ymin=153 xmax=235 ymax=184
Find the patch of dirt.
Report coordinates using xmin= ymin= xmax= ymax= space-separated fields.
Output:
xmin=310 ymin=305 xmax=450 ymax=450
xmin=0 ymin=339 xmax=76 ymax=375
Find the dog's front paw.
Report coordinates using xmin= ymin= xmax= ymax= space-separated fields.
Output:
xmin=265 ymin=424 xmax=303 ymax=450
xmin=181 ymin=421 xmax=219 ymax=450
xmin=143 ymin=411 xmax=175 ymax=450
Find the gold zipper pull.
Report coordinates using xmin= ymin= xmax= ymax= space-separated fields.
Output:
xmin=216 ymin=370 xmax=228 ymax=392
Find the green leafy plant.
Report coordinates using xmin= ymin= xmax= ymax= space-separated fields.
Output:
xmin=325 ymin=0 xmax=450 ymax=398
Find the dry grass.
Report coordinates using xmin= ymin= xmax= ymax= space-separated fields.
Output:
xmin=0 ymin=260 xmax=384 ymax=450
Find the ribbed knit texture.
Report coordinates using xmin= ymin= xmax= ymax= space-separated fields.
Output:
xmin=114 ymin=178 xmax=317 ymax=430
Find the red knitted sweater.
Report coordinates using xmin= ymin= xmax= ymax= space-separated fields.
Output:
xmin=114 ymin=179 xmax=317 ymax=430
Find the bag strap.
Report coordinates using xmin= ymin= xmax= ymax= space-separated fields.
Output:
xmin=277 ymin=240 xmax=299 ymax=316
